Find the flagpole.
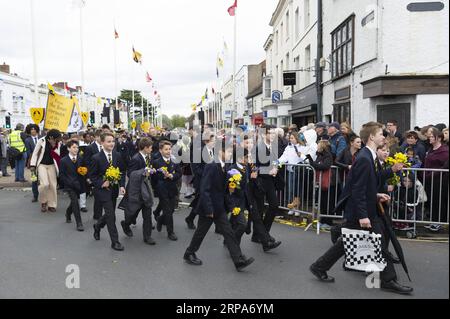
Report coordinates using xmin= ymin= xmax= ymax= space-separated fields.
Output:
xmin=79 ymin=1 xmax=86 ymax=114
xmin=132 ymin=61 xmax=135 ymax=133
xmin=146 ymin=98 xmax=150 ymax=123
xmin=232 ymin=5 xmax=237 ymax=131
xmin=141 ymin=93 xmax=144 ymax=127
xmin=114 ymin=27 xmax=118 ymax=113
xmin=29 ymin=0 xmax=39 ymax=110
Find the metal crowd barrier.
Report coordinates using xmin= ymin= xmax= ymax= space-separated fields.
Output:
xmin=277 ymin=164 xmax=449 ymax=237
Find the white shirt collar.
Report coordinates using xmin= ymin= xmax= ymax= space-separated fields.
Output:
xmin=70 ymin=154 xmax=77 ymax=161
xmin=140 ymin=152 xmax=148 ymax=161
xmin=366 ymin=146 xmax=377 ymax=161
xmin=162 ymin=156 xmax=171 ymax=162
xmin=95 ymin=142 xmax=102 ymax=151
xmin=219 ymin=160 xmax=225 ymax=168
xmin=237 ymin=163 xmax=244 ymax=170
xmin=264 ymin=141 xmax=271 ymax=150
xmin=103 ymin=150 xmax=112 ymax=157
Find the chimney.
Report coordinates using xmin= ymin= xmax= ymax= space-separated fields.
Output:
xmin=0 ymin=63 xmax=10 ymax=74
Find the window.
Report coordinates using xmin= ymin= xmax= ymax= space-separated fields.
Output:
xmin=275 ymin=31 xmax=279 ymax=54
xmin=295 ymin=8 xmax=300 ymax=40
xmin=331 ymin=16 xmax=354 ymax=78
xmin=294 ymin=56 xmax=300 ymax=70
xmin=286 ymin=11 xmax=290 ymax=40
xmin=305 ymin=45 xmax=311 ymax=84
xmin=304 ymin=0 xmax=310 ymax=30
xmin=333 ymin=103 xmax=351 ymax=125
xmin=264 ymin=78 xmax=272 ymax=98
xmin=280 ymin=23 xmax=284 ymax=46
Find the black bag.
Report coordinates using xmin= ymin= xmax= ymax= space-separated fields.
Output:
xmin=8 ymin=147 xmax=23 ymax=161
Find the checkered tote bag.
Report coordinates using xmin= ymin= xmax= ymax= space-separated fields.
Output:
xmin=341 ymin=228 xmax=387 ymax=272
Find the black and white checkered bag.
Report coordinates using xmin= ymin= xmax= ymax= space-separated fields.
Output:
xmin=342 ymin=228 xmax=387 ymax=272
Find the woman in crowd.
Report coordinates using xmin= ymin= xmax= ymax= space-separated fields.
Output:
xmin=334 ymin=135 xmax=362 ymax=180
xmin=422 ymin=128 xmax=449 ymax=232
xmin=278 ymin=132 xmax=305 ymax=215
xmin=340 ymin=122 xmax=356 ymax=144
xmin=30 ymin=129 xmax=62 ymax=213
xmin=306 ymin=140 xmax=336 ymax=230
xmin=443 ymin=128 xmax=449 ymax=146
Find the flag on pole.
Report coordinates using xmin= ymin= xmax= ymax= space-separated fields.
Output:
xmin=154 ymin=90 xmax=158 ymax=96
xmin=114 ymin=28 xmax=119 ymax=39
xmin=228 ymin=0 xmax=237 ymax=16
xmin=132 ymin=46 xmax=143 ymax=64
xmin=212 ymin=87 xmax=215 ymax=95
xmin=216 ymin=67 xmax=219 ymax=78
xmin=205 ymin=88 xmax=209 ymax=100
xmin=217 ymin=56 xmax=224 ymax=68
xmin=146 ymin=72 xmax=152 ymax=82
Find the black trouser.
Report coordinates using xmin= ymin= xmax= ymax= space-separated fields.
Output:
xmin=186 ymin=194 xmax=200 ymax=223
xmin=124 ymin=202 xmax=153 ymax=240
xmin=230 ymin=210 xmax=247 ymax=245
xmin=158 ymin=196 xmax=175 ymax=234
xmin=153 ymin=200 xmax=162 ymax=219
xmin=97 ymin=198 xmax=119 ymax=244
xmin=312 ymin=217 xmax=397 ymax=283
xmin=253 ymin=178 xmax=279 ymax=233
xmin=93 ymin=194 xmax=103 ymax=220
xmin=66 ymin=190 xmax=82 ymax=225
xmin=186 ymin=214 xmax=243 ymax=264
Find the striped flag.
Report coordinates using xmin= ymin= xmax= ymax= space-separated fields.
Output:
xmin=132 ymin=46 xmax=143 ymax=64
xmin=146 ymin=72 xmax=152 ymax=82
xmin=114 ymin=28 xmax=119 ymax=39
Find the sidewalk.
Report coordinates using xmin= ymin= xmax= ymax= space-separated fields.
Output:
xmin=0 ymin=169 xmax=32 ymax=188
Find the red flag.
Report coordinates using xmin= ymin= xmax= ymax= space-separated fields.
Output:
xmin=114 ymin=28 xmax=119 ymax=39
xmin=228 ymin=0 xmax=237 ymax=16
xmin=64 ymin=82 xmax=70 ymax=92
xmin=146 ymin=72 xmax=152 ymax=82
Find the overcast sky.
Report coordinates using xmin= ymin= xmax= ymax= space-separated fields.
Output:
xmin=0 ymin=0 xmax=276 ymax=117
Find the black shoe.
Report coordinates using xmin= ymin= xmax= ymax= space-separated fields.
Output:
xmin=66 ymin=215 xmax=72 ymax=223
xmin=111 ymin=242 xmax=124 ymax=251
xmin=185 ymin=218 xmax=196 ymax=230
xmin=32 ymin=198 xmax=38 ymax=203
xmin=152 ymin=225 xmax=155 ymax=230
xmin=386 ymin=251 xmax=401 ymax=264
xmin=184 ymin=253 xmax=203 ymax=266
xmin=214 ymin=228 xmax=221 ymax=234
xmin=235 ymin=257 xmax=255 ymax=272
xmin=144 ymin=238 xmax=156 ymax=245
xmin=76 ymin=224 xmax=84 ymax=232
xmin=184 ymin=194 xmax=194 ymax=199
xmin=245 ymin=224 xmax=252 ymax=235
xmin=269 ymin=235 xmax=276 ymax=243
xmin=93 ymin=224 xmax=100 ymax=241
xmin=168 ymin=233 xmax=178 ymax=241
xmin=381 ymin=280 xmax=413 ymax=295
xmin=156 ymin=217 xmax=163 ymax=232
xmin=263 ymin=241 xmax=282 ymax=252
xmin=310 ymin=264 xmax=335 ymax=283
xmin=81 ymin=207 xmax=88 ymax=213
xmin=121 ymin=221 xmax=133 ymax=237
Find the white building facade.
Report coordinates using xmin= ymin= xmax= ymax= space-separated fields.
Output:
xmin=263 ymin=0 xmax=319 ymax=127
xmin=320 ymin=0 xmax=449 ymax=131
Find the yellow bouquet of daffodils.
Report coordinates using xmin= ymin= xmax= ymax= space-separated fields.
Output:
xmin=105 ymin=166 xmax=122 ymax=185
xmin=77 ymin=166 xmax=88 ymax=176
xmin=228 ymin=169 xmax=242 ymax=191
xmin=232 ymin=207 xmax=241 ymax=216
xmin=385 ymin=152 xmax=410 ymax=185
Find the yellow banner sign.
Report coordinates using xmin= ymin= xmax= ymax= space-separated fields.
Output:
xmin=81 ymin=112 xmax=89 ymax=126
xmin=30 ymin=108 xmax=45 ymax=125
xmin=44 ymin=92 xmax=75 ymax=133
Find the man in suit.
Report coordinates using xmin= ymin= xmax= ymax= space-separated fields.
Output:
xmin=59 ymin=140 xmax=85 ymax=231
xmin=121 ymin=167 xmax=156 ymax=245
xmin=310 ymin=122 xmax=413 ymax=295
xmin=252 ymin=125 xmax=282 ymax=243
xmin=90 ymin=132 xmax=126 ymax=251
xmin=185 ymin=132 xmax=215 ymax=230
xmin=115 ymin=133 xmax=130 ymax=169
xmin=84 ymin=129 xmax=103 ymax=220
xmin=25 ymin=124 xmax=40 ymax=202
xmin=152 ymin=141 xmax=182 ymax=241
xmin=183 ymin=144 xmax=255 ymax=272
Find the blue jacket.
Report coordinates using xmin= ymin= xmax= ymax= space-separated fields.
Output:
xmin=329 ymin=133 xmax=348 ymax=159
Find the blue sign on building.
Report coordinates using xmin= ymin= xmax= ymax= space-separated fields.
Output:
xmin=272 ymin=90 xmax=282 ymax=103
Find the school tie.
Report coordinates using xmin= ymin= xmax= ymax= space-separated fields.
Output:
xmin=146 ymin=155 xmax=151 ymax=168
xmin=72 ymin=157 xmax=77 ymax=164
xmin=108 ymin=153 xmax=112 ymax=165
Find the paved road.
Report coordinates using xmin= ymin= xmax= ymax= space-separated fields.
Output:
xmin=0 ymin=189 xmax=448 ymax=299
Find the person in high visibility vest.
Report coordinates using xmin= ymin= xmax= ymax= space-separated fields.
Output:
xmin=8 ymin=123 xmax=27 ymax=182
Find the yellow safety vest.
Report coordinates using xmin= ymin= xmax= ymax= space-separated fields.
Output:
xmin=9 ymin=130 xmax=26 ymax=152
